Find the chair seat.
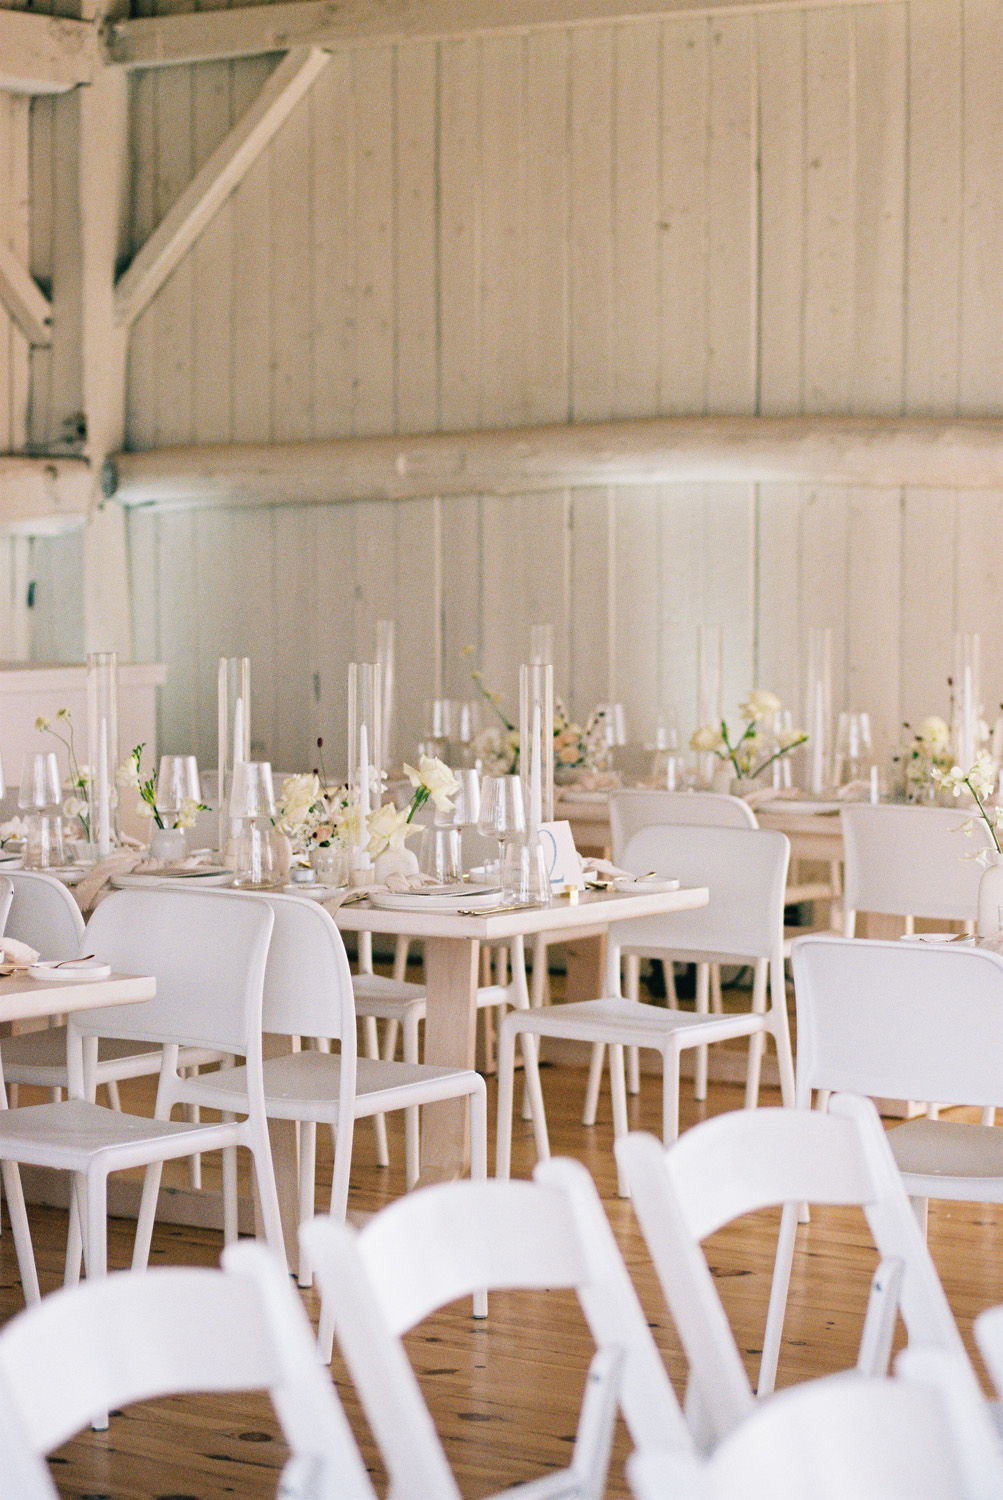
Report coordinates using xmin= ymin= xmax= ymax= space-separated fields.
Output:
xmin=0 ymin=1097 xmax=238 ymax=1172
xmin=178 ymin=1051 xmax=483 ymax=1124
xmin=351 ymin=974 xmax=427 ymax=1019
xmin=0 ymin=1028 xmax=219 ymax=1089
xmin=889 ymin=1118 xmax=1003 ymax=1200
xmin=506 ymin=997 xmax=769 ymax=1050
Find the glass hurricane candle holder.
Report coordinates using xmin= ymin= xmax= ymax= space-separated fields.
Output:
xmin=218 ymin=657 xmax=251 ymax=853
xmin=348 ymin=662 xmax=382 ymax=884
xmin=230 ymin=761 xmax=283 ymax=889
xmin=519 ymin=663 xmax=554 ymax=830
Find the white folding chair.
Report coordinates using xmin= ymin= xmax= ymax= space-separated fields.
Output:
xmin=0 ymin=1240 xmax=378 ymax=1492
xmin=0 ymin=889 xmax=285 ymax=1303
xmin=627 ymin=1357 xmax=1003 ymax=1500
xmin=791 ymin=936 xmax=1003 ymax=1232
xmin=0 ymin=873 xmax=13 ymax=932
xmin=498 ymin=824 xmax=795 ymax=1196
xmin=840 ymin=803 xmax=986 ymax=937
xmin=0 ymin=871 xmax=219 ymax=1127
xmin=615 ymin=1093 xmax=973 ymax=1445
xmin=171 ymin=892 xmax=488 ymax=1288
xmin=302 ymin=1155 xmax=693 ymax=1487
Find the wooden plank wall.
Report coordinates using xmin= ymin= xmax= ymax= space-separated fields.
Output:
xmin=20 ymin=0 xmax=1003 ymax=776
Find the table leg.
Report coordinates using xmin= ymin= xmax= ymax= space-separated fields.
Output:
xmin=419 ymin=936 xmax=480 ymax=1184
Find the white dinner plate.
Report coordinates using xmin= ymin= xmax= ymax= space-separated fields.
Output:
xmin=612 ymin=876 xmax=680 ymax=893
xmin=29 ymin=957 xmax=112 ymax=982
xmin=42 ymin=866 xmax=87 ymax=886
xmin=557 ymin=789 xmax=610 ymax=804
xmin=111 ymin=868 xmax=235 ymax=889
xmin=281 ymin=884 xmax=345 ymax=900
xmin=370 ymin=885 xmax=501 ymax=912
xmin=0 ymin=850 xmax=23 ymax=864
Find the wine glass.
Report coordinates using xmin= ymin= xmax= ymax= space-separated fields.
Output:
xmin=834 ymin=713 xmax=874 ymax=790
xmin=230 ymin=762 xmax=283 ymax=888
xmin=18 ymin=752 xmax=65 ymax=870
xmin=477 ymin=775 xmax=525 ymax=883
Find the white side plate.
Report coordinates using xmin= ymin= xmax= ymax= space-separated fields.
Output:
xmin=29 ymin=958 xmax=112 ymax=982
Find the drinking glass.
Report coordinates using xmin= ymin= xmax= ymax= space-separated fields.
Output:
xmin=420 ymin=824 xmax=462 ymax=884
xmin=19 ymin=751 xmax=65 ymax=870
xmin=477 ymin=776 xmax=525 ymax=871
xmin=156 ymin=755 xmax=200 ymax=822
xmin=834 ymin=713 xmax=874 ymax=789
xmin=501 ymin=834 xmax=552 ymax=906
xmin=451 ymin=769 xmax=481 ymax=827
xmin=230 ymin=762 xmax=283 ymax=888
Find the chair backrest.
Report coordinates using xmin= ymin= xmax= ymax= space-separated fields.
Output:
xmin=4 ymin=870 xmax=85 ymax=959
xmin=840 ymin=804 xmax=986 ymax=929
xmin=613 ymin=823 xmax=789 ymax=965
xmin=791 ymin=936 xmax=1003 ymax=1109
xmin=609 ymin=790 xmax=757 ymax=863
xmin=254 ymin=892 xmax=357 ymax=1044
xmin=0 ymin=1240 xmax=376 ymax=1499
xmin=301 ymin=1155 xmax=692 ymax=1491
xmin=70 ymin=889 xmax=273 ymax=1058
xmin=629 ymin=1366 xmax=1003 ymax=1500
xmin=614 ymin=1094 xmax=969 ymax=1450
xmin=0 ymin=874 xmax=13 ymax=933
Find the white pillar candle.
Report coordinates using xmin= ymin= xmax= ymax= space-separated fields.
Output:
xmin=530 ymin=702 xmax=542 ymax=830
xmin=359 ymin=723 xmax=371 ymax=822
xmin=97 ymin=718 xmax=111 ymax=857
xmin=232 ymin=697 xmax=245 ymax=768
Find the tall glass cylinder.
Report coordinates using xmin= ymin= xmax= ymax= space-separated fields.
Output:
xmin=376 ymin=619 xmax=396 ymax=770
xmin=805 ymin=627 xmax=833 ymax=795
xmin=953 ymin=632 xmax=981 ymax=774
xmin=529 ymin=623 xmax=554 ymax=666
xmin=696 ymin=625 xmax=723 ymax=789
xmin=86 ymin=652 xmax=119 ymax=857
xmin=218 ymin=657 xmax=250 ymax=853
xmin=348 ymin=662 xmax=383 ymax=883
xmin=519 ymin=663 xmax=554 ymax=830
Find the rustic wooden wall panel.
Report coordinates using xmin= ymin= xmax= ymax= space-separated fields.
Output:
xmin=16 ymin=0 xmax=1003 ymax=773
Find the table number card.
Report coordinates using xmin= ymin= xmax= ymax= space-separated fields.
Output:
xmin=539 ymin=820 xmax=586 ymax=892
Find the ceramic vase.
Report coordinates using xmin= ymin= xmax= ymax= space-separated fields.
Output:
xmin=373 ymin=846 xmax=420 ymax=883
xmin=977 ymin=852 xmax=1003 ymax=938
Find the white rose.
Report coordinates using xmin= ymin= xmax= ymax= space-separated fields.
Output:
xmin=690 ymin=725 xmax=725 ymax=754
xmin=367 ymin=801 xmax=422 ymax=856
xmin=915 ymin=716 xmax=950 ymax=753
xmin=404 ymin=756 xmax=459 ymax=813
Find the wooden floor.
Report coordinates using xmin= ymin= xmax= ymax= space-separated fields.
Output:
xmin=4 ymin=1039 xmax=1003 ymax=1498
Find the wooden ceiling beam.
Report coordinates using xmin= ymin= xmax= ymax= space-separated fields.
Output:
xmin=113 ymin=46 xmax=330 ymax=328
xmin=104 ymin=0 xmax=901 ymax=69
xmin=0 ymin=9 xmax=94 ymax=93
xmin=105 ymin=415 xmax=1003 ymax=509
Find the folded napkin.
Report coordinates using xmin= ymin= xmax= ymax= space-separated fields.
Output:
xmin=1 ymin=936 xmax=40 ymax=968
xmin=320 ymin=871 xmax=444 ymax=916
xmin=72 ymin=850 xmax=144 ymax=914
xmin=582 ymin=857 xmax=633 ymax=880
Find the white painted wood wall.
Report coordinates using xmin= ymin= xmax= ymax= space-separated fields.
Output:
xmin=10 ymin=0 xmax=1003 ymax=776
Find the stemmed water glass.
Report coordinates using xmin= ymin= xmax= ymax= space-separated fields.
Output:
xmin=477 ymin=776 xmax=525 ymax=885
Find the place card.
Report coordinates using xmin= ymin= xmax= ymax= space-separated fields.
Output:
xmin=539 ymin=819 xmax=585 ymax=893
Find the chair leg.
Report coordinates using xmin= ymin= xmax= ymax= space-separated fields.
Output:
xmin=363 ymin=1015 xmax=390 ymax=1168
xmin=758 ymin=1200 xmax=800 ymax=1396
xmin=222 ymin=1137 xmax=239 ymax=1245
xmin=625 ymin=955 xmax=641 ymax=1096
xmin=298 ymin=1122 xmax=317 ymax=1287
xmin=0 ymin=1161 xmax=41 ymax=1303
xmin=381 ymin=1018 xmax=400 ymax=1063
xmin=132 ymin=1161 xmax=165 ymax=1271
xmin=660 ymin=1042 xmax=682 ymax=1149
xmin=744 ymin=962 xmax=769 ymax=1109
xmin=104 ymin=1078 xmax=122 ymax=1110
xmin=694 ymin=963 xmax=709 ymax=1101
xmin=403 ymin=1011 xmax=422 ymax=1191
xmin=911 ymin=1195 xmax=930 ymax=1239
xmin=495 ymin=1018 xmax=520 ymax=1179
xmin=328 ymin=1115 xmax=354 ymax=1222
xmin=710 ymin=964 xmax=723 ymax=1012
xmin=470 ymin=1081 xmax=489 ymax=1319
xmin=583 ymin=1044 xmax=605 ymax=1125
xmin=608 ymin=1043 xmax=630 ymax=1198
xmin=249 ymin=1128 xmax=287 ymax=1264
xmin=86 ymin=1170 xmax=111 ymax=1430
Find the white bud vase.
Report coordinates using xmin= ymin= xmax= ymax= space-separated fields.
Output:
xmin=373 ymin=847 xmax=420 ymax=884
xmin=149 ymin=826 xmax=187 ymax=865
xmin=977 ymin=852 xmax=1003 ymax=938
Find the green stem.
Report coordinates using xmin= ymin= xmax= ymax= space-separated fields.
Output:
xmin=749 ymin=735 xmax=809 ymax=782
xmin=967 ymin=778 xmax=1002 ymax=854
xmin=470 ymin=671 xmax=515 ymax=733
xmin=407 ymin=785 xmax=430 ymax=822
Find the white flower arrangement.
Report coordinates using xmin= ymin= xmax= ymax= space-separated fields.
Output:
xmin=690 ymin=690 xmax=807 ymax=781
xmin=932 ymin=751 xmax=1003 ymax=864
xmin=36 ymin=708 xmax=92 ymax=838
xmin=117 ymin=745 xmax=208 ymax=831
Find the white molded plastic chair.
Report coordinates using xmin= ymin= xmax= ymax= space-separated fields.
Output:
xmin=604 ymin=790 xmax=758 ymax=1111
xmin=497 ymin=824 xmax=795 ymax=1196
xmin=302 ymin=1155 xmax=693 ymax=1487
xmin=172 ymin=892 xmax=489 ymax=1288
xmin=627 ymin=1356 xmax=1003 ymax=1500
xmin=614 ymin=1093 xmax=973 ymax=1447
xmin=0 ymin=873 xmax=13 ymax=932
xmin=0 ymin=871 xmax=219 ymax=1124
xmin=791 ymin=936 xmax=1003 ymax=1227
xmin=0 ymin=1240 xmax=378 ymax=1494
xmin=0 ymin=889 xmax=285 ymax=1303
xmin=840 ymin=803 xmax=986 ymax=936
